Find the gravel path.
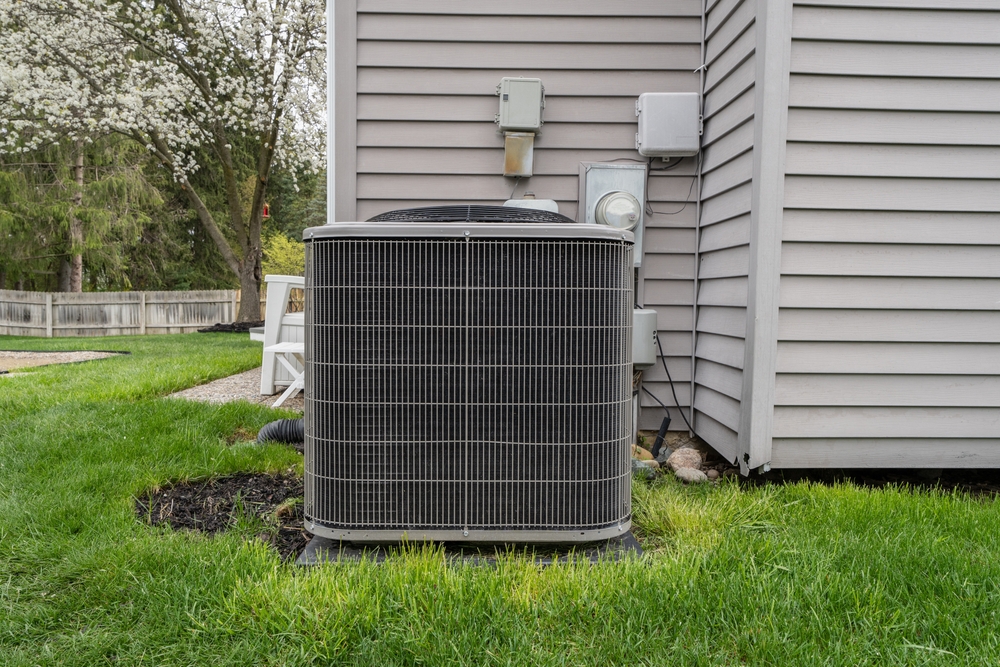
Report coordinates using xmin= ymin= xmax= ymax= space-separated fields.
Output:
xmin=168 ymin=367 xmax=304 ymax=412
xmin=0 ymin=350 xmax=119 ymax=372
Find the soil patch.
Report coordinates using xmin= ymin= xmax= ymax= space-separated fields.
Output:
xmin=197 ymin=321 xmax=265 ymax=333
xmin=0 ymin=349 xmax=125 ymax=372
xmin=136 ymin=471 xmax=308 ymax=560
xmin=225 ymin=427 xmax=258 ymax=445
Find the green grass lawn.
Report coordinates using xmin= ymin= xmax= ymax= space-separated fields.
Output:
xmin=1 ymin=333 xmax=999 ymax=665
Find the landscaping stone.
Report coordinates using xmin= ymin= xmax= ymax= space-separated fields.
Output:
xmin=667 ymin=447 xmax=702 ymax=472
xmin=631 ymin=444 xmax=654 ymax=461
xmin=674 ymin=467 xmax=708 ymax=484
xmin=654 ymin=445 xmax=675 ymax=465
xmin=706 ymin=469 xmax=720 ymax=480
xmin=631 ymin=458 xmax=657 ymax=480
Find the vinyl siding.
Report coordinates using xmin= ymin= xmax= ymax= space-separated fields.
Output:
xmin=348 ymin=1 xmax=703 ymax=431
xmin=693 ymin=0 xmax=757 ymax=461
xmin=771 ymin=1 xmax=1000 ymax=468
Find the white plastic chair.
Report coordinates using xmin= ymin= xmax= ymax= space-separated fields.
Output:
xmin=263 ymin=341 xmax=305 ymax=407
xmin=260 ymin=274 xmax=305 ymax=395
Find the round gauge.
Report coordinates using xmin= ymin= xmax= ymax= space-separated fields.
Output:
xmin=595 ymin=191 xmax=641 ymax=231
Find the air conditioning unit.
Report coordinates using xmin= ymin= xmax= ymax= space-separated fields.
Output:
xmin=302 ymin=206 xmax=634 ymax=543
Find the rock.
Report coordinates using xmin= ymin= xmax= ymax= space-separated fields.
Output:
xmin=705 ymin=468 xmax=720 ymax=480
xmin=723 ymin=468 xmax=739 ymax=479
xmin=631 ymin=444 xmax=654 ymax=461
xmin=644 ymin=458 xmax=660 ymax=469
xmin=666 ymin=447 xmax=702 ymax=472
xmin=631 ymin=458 xmax=657 ymax=480
xmin=654 ymin=445 xmax=675 ymax=465
xmin=673 ymin=467 xmax=708 ymax=484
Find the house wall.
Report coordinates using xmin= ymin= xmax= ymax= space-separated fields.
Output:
xmin=691 ymin=0 xmax=757 ymax=463
xmin=770 ymin=1 xmax=1000 ymax=467
xmin=335 ymin=0 xmax=1000 ymax=464
xmin=340 ymin=0 xmax=704 ymax=430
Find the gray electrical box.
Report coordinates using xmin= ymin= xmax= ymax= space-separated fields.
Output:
xmin=636 ymin=92 xmax=701 ymax=157
xmin=632 ymin=308 xmax=658 ymax=370
xmin=496 ymin=78 xmax=544 ymax=132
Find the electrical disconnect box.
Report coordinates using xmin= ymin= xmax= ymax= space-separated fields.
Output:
xmin=632 ymin=309 xmax=658 ymax=370
xmin=496 ymin=78 xmax=544 ymax=132
xmin=635 ymin=92 xmax=701 ymax=157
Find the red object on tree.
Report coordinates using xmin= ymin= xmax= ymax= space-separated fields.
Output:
xmin=262 ymin=203 xmax=270 ymax=219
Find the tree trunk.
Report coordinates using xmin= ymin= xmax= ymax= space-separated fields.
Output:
xmin=176 ymin=172 xmax=262 ymax=322
xmin=238 ymin=225 xmax=263 ymax=323
xmin=59 ymin=259 xmax=71 ymax=292
xmin=69 ymin=144 xmax=84 ymax=292
xmin=237 ymin=260 xmax=261 ymax=321
xmin=144 ymin=128 xmax=268 ymax=321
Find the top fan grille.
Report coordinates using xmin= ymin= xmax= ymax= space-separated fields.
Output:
xmin=366 ymin=205 xmax=575 ymax=225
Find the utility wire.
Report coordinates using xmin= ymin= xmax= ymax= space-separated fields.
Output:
xmin=645 ymin=153 xmax=702 ymax=217
xmin=642 ymin=386 xmax=669 ymax=411
xmin=653 ymin=331 xmax=696 ymax=434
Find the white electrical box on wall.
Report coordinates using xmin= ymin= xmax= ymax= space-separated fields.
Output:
xmin=635 ymin=92 xmax=701 ymax=157
xmin=496 ymin=77 xmax=544 ymax=132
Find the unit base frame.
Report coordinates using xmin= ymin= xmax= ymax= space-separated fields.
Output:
xmin=297 ymin=531 xmax=643 ymax=566
xmin=304 ymin=520 xmax=631 ymax=545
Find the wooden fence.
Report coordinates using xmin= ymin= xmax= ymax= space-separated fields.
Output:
xmin=0 ymin=289 xmax=237 ymax=337
xmin=237 ymin=288 xmax=304 ymax=319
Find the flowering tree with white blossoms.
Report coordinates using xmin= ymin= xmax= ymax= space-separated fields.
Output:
xmin=0 ymin=0 xmax=325 ymax=319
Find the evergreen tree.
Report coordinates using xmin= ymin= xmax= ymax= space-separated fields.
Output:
xmin=0 ymin=139 xmax=161 ymax=291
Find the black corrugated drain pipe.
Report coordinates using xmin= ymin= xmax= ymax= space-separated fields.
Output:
xmin=257 ymin=418 xmax=304 ymax=444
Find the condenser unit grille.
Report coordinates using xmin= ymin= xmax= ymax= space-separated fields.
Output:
xmin=304 ymin=233 xmax=633 ymax=541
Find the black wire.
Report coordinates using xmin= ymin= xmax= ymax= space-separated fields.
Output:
xmin=635 ymin=302 xmax=698 ymax=436
xmin=648 ymin=156 xmax=688 ymax=172
xmin=642 ymin=386 xmax=669 ymax=411
xmin=646 ymin=174 xmax=698 ymax=216
xmin=591 ymin=157 xmax=686 ymax=170
xmin=654 ymin=331 xmax=696 ymax=434
xmin=645 ymin=152 xmax=701 ymax=217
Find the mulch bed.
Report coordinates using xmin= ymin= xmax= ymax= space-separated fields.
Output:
xmin=136 ymin=471 xmax=308 ymax=560
xmin=197 ymin=321 xmax=265 ymax=333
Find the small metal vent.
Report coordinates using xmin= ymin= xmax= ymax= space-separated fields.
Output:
xmin=367 ymin=205 xmax=575 ymax=225
xmin=303 ymin=224 xmax=633 ymax=543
